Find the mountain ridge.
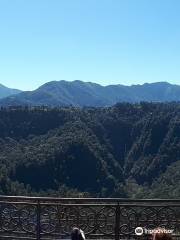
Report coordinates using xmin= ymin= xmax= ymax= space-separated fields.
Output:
xmin=0 ymin=80 xmax=180 ymax=106
xmin=0 ymin=83 xmax=22 ymax=99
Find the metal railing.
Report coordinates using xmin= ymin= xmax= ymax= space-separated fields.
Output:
xmin=0 ymin=196 xmax=180 ymax=239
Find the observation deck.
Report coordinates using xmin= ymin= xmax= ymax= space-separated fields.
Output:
xmin=0 ymin=196 xmax=179 ymax=240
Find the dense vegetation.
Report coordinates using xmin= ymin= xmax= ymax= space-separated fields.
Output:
xmin=0 ymin=103 xmax=180 ymax=198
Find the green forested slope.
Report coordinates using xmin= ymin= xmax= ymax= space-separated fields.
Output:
xmin=0 ymin=103 xmax=179 ymax=198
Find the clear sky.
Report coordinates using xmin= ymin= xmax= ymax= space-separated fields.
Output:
xmin=0 ymin=0 xmax=180 ymax=90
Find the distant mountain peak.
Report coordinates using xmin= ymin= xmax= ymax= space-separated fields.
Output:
xmin=143 ymin=81 xmax=170 ymax=86
xmin=0 ymin=80 xmax=180 ymax=107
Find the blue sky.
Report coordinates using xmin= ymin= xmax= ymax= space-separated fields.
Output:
xmin=0 ymin=0 xmax=180 ymax=90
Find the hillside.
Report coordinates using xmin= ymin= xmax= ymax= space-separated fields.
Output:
xmin=1 ymin=81 xmax=180 ymax=106
xmin=0 ymin=103 xmax=180 ymax=198
xmin=0 ymin=84 xmax=21 ymax=99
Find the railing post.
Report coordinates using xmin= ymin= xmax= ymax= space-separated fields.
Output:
xmin=36 ymin=200 xmax=41 ymax=240
xmin=115 ymin=203 xmax=120 ymax=240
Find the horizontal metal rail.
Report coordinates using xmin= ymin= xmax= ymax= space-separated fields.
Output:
xmin=1 ymin=195 xmax=180 ymax=202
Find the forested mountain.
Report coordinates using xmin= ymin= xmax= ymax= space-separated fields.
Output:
xmin=0 ymin=103 xmax=180 ymax=198
xmin=1 ymin=80 xmax=180 ymax=106
xmin=0 ymin=84 xmax=21 ymax=99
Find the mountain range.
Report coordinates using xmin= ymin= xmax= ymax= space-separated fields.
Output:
xmin=1 ymin=80 xmax=180 ymax=106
